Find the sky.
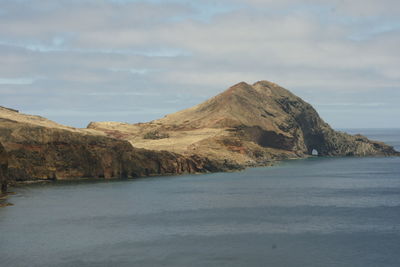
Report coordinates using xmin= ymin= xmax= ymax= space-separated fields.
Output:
xmin=0 ymin=0 xmax=399 ymax=129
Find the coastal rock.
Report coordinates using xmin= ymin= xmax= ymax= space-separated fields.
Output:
xmin=0 ymin=142 xmax=8 ymax=194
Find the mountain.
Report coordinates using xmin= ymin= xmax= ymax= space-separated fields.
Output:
xmin=0 ymin=106 xmax=231 ymax=184
xmin=89 ymin=81 xmax=398 ymax=166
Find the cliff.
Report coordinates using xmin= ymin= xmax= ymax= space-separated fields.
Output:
xmin=0 ymin=141 xmax=8 ymax=194
xmin=0 ymin=107 xmax=232 ymax=183
xmin=89 ymin=81 xmax=398 ymax=166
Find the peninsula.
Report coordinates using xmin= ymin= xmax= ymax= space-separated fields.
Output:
xmin=0 ymin=81 xmax=398 ymax=187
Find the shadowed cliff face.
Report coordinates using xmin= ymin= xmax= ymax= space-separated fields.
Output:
xmin=0 ymin=142 xmax=8 ymax=194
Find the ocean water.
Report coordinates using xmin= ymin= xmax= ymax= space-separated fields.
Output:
xmin=0 ymin=129 xmax=399 ymax=267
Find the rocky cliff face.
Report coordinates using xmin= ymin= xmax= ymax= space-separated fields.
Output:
xmin=212 ymin=81 xmax=397 ymax=157
xmin=0 ymin=141 xmax=8 ymax=194
xmin=0 ymin=107 xmax=231 ymax=183
xmin=89 ymin=81 xmax=398 ymax=166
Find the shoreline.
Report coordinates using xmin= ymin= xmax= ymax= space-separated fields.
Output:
xmin=6 ymin=153 xmax=400 ymax=189
xmin=2 ymin=153 xmax=399 ymax=208
xmin=7 ymin=153 xmax=400 ymax=187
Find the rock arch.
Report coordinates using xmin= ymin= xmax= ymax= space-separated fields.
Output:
xmin=311 ymin=149 xmax=319 ymax=156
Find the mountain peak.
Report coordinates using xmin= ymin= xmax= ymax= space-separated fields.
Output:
xmin=154 ymin=80 xmax=301 ymax=130
xmin=223 ymin=81 xmax=252 ymax=95
xmin=222 ymin=80 xmax=293 ymax=100
xmin=252 ymin=80 xmax=276 ymax=87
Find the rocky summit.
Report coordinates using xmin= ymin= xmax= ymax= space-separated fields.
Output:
xmin=0 ymin=80 xmax=398 ymax=183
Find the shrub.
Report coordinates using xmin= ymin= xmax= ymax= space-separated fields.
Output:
xmin=143 ymin=130 xmax=169 ymax=140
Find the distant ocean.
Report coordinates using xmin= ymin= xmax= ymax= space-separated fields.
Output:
xmin=1 ymin=129 xmax=399 ymax=267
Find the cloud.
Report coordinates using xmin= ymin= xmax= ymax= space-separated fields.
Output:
xmin=0 ymin=0 xmax=399 ymax=128
xmin=316 ymin=102 xmax=386 ymax=107
xmin=0 ymin=78 xmax=36 ymax=85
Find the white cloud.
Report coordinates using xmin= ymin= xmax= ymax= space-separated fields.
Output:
xmin=0 ymin=78 xmax=36 ymax=85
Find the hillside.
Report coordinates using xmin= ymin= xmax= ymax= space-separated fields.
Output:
xmin=89 ymin=80 xmax=398 ymax=166
xmin=0 ymin=107 xmax=231 ymax=183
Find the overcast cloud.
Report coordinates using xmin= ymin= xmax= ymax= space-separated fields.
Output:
xmin=0 ymin=0 xmax=399 ymax=128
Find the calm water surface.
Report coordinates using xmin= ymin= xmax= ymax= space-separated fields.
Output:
xmin=1 ymin=129 xmax=400 ymax=267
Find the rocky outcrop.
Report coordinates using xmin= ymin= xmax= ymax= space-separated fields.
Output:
xmin=89 ymin=80 xmax=399 ymax=166
xmin=222 ymin=81 xmax=398 ymax=157
xmin=0 ymin=142 xmax=8 ymax=194
xmin=0 ymin=107 xmax=234 ymax=183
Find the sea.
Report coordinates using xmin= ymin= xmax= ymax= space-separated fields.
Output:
xmin=0 ymin=128 xmax=399 ymax=267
